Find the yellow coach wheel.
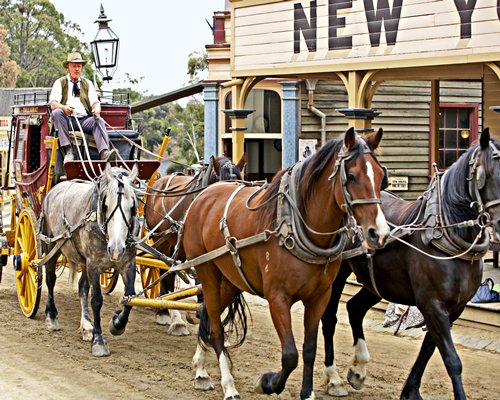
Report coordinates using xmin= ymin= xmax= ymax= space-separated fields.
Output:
xmin=100 ymin=268 xmax=119 ymax=294
xmin=140 ymin=266 xmax=161 ymax=299
xmin=14 ymin=209 xmax=42 ymax=318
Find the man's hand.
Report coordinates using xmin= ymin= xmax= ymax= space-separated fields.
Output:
xmin=61 ymin=104 xmax=73 ymax=116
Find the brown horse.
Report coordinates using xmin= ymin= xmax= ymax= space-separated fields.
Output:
xmin=320 ymin=128 xmax=500 ymax=400
xmin=143 ymin=155 xmax=245 ymax=334
xmin=180 ymin=127 xmax=390 ymax=399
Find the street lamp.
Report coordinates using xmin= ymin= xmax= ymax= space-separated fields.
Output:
xmin=90 ymin=4 xmax=119 ymax=81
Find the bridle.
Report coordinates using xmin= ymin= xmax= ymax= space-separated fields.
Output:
xmin=97 ymin=174 xmax=138 ymax=241
xmin=218 ymin=160 xmax=240 ymax=180
xmin=328 ymin=140 xmax=385 ymax=222
xmin=467 ymin=140 xmax=500 ymax=219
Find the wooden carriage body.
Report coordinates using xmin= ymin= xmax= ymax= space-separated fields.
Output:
xmin=10 ymin=90 xmax=146 ymax=218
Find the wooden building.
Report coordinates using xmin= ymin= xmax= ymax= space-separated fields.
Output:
xmin=202 ymin=0 xmax=500 ymax=199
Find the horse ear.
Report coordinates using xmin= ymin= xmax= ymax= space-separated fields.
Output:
xmin=104 ymin=162 xmax=113 ymax=182
xmin=236 ymin=153 xmax=246 ymax=171
xmin=366 ymin=128 xmax=383 ymax=150
xmin=344 ymin=127 xmax=356 ymax=150
xmin=480 ymin=128 xmax=490 ymax=150
xmin=128 ymin=163 xmax=139 ymax=182
xmin=212 ymin=155 xmax=220 ymax=174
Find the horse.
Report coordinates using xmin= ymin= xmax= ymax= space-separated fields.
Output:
xmin=143 ymin=155 xmax=245 ymax=334
xmin=179 ymin=127 xmax=390 ymax=399
xmin=40 ymin=163 xmax=139 ymax=356
xmin=320 ymin=128 xmax=500 ymax=400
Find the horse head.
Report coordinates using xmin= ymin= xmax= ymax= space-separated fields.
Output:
xmin=211 ymin=154 xmax=245 ymax=182
xmin=99 ymin=163 xmax=139 ymax=262
xmin=472 ymin=128 xmax=500 ymax=239
xmin=332 ymin=127 xmax=389 ymax=250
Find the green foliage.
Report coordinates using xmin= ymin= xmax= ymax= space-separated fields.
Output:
xmin=0 ymin=0 xmax=89 ymax=87
xmin=187 ymin=51 xmax=207 ymax=84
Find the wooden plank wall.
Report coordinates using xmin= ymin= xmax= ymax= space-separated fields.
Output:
xmin=299 ymin=80 xmax=482 ymax=199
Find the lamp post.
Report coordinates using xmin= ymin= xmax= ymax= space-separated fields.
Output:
xmin=90 ymin=4 xmax=119 ymax=81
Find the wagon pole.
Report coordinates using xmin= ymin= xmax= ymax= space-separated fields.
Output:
xmin=44 ymin=137 xmax=59 ymax=195
xmin=137 ymin=130 xmax=171 ymax=217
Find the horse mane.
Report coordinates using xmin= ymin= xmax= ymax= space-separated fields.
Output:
xmin=256 ymin=137 xmax=346 ymax=227
xmin=441 ymin=136 xmax=499 ymax=235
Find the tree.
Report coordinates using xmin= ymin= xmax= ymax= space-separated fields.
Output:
xmin=0 ymin=0 xmax=88 ymax=87
xmin=169 ymin=99 xmax=204 ymax=164
xmin=0 ymin=24 xmax=20 ymax=87
xmin=187 ymin=51 xmax=207 ymax=84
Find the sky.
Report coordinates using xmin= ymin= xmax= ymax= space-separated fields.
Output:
xmin=49 ymin=1 xmax=226 ymax=96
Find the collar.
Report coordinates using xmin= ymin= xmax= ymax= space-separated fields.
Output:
xmin=67 ymin=75 xmax=81 ymax=84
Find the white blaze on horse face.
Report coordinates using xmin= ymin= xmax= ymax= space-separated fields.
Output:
xmin=366 ymin=161 xmax=390 ymax=243
xmin=107 ymin=184 xmax=134 ymax=262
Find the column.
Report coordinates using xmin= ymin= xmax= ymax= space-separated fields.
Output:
xmin=223 ymin=109 xmax=254 ymax=163
xmin=280 ymin=81 xmax=300 ymax=168
xmin=203 ymin=82 xmax=219 ymax=162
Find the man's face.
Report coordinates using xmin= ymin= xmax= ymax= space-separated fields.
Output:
xmin=67 ymin=62 xmax=84 ymax=81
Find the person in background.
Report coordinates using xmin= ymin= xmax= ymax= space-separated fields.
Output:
xmin=49 ymin=52 xmax=111 ymax=163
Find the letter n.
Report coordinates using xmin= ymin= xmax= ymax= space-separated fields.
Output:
xmin=294 ymin=1 xmax=317 ymax=53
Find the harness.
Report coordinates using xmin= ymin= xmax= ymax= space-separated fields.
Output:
xmin=167 ymin=144 xmax=382 ymax=296
xmin=347 ymin=140 xmax=500 ymax=298
xmin=36 ymin=176 xmax=137 ymax=267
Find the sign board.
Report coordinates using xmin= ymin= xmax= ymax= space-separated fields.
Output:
xmin=232 ymin=0 xmax=500 ymax=75
xmin=387 ymin=176 xmax=408 ymax=191
xmin=299 ymin=139 xmax=317 ymax=161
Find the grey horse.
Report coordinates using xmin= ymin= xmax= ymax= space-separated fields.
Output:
xmin=41 ymin=163 xmax=139 ymax=356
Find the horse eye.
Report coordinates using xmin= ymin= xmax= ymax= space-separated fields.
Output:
xmin=347 ymin=173 xmax=356 ymax=183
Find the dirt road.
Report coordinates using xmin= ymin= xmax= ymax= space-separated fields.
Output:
xmin=0 ymin=265 xmax=497 ymax=400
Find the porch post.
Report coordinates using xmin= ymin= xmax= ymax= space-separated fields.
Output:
xmin=280 ymin=81 xmax=300 ymax=168
xmin=203 ymin=82 xmax=219 ymax=162
xmin=223 ymin=109 xmax=254 ymax=163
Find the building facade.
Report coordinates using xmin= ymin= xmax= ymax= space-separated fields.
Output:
xmin=203 ymin=0 xmax=500 ymax=199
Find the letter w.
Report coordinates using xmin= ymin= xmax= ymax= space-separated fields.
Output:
xmin=294 ymin=1 xmax=317 ymax=53
xmin=364 ymin=0 xmax=403 ymax=46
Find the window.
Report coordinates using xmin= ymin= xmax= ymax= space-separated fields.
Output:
xmin=224 ymin=90 xmax=281 ymax=133
xmin=438 ymin=104 xmax=478 ymax=170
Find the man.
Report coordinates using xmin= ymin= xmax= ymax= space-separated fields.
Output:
xmin=49 ymin=52 xmax=110 ymax=163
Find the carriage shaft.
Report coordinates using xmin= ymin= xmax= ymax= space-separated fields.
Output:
xmin=121 ymin=297 xmax=201 ymax=311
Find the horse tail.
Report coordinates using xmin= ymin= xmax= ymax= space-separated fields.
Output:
xmin=198 ymin=290 xmax=250 ymax=351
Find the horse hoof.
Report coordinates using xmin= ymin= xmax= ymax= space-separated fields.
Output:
xmin=81 ymin=328 xmax=93 ymax=342
xmin=255 ymin=377 xmax=265 ymax=394
xmin=225 ymin=395 xmax=241 ymax=399
xmin=347 ymin=368 xmax=365 ymax=390
xmin=326 ymin=383 xmax=348 ymax=397
xmin=185 ymin=312 xmax=200 ymax=325
xmin=45 ymin=317 xmax=60 ymax=332
xmin=167 ymin=322 xmax=190 ymax=336
xmin=92 ymin=342 xmax=110 ymax=357
xmin=194 ymin=376 xmax=214 ymax=391
xmin=109 ymin=318 xmax=126 ymax=336
xmin=155 ymin=311 xmax=171 ymax=326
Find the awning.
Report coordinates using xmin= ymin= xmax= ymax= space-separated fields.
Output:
xmin=131 ymin=82 xmax=204 ymax=114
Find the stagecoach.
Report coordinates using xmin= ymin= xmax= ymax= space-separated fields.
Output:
xmin=0 ymin=89 xmax=193 ymax=318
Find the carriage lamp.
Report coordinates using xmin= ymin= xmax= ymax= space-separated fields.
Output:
xmin=90 ymin=4 xmax=119 ymax=81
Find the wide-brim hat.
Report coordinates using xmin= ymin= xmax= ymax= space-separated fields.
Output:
xmin=63 ymin=52 xmax=88 ymax=68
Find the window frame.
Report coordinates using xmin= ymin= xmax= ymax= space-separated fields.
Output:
xmin=432 ymin=103 xmax=479 ymax=172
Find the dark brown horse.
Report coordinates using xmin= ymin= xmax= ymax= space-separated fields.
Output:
xmin=143 ymin=155 xmax=245 ymax=334
xmin=180 ymin=127 xmax=390 ymax=399
xmin=321 ymin=128 xmax=500 ymax=399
